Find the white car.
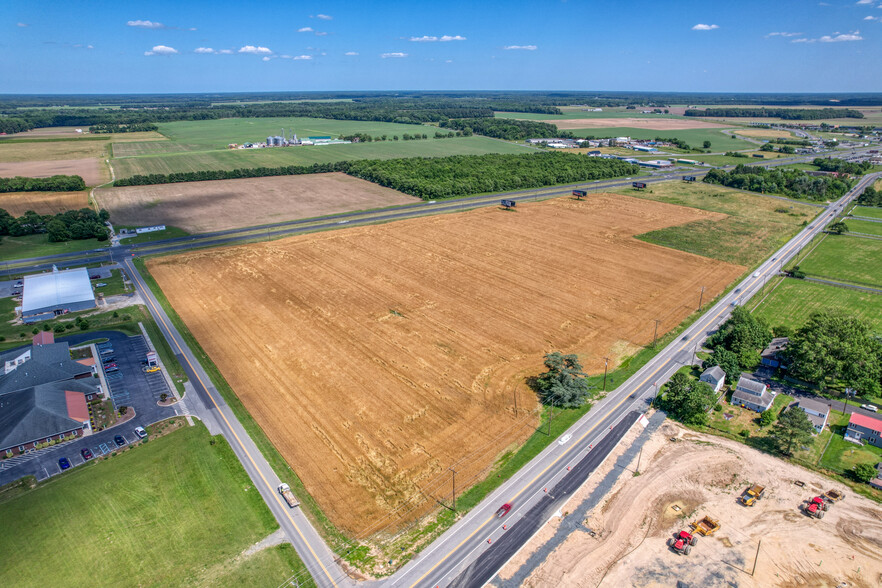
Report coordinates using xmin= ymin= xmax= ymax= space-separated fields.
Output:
xmin=861 ymin=404 xmax=878 ymax=413
xmin=134 ymin=426 xmax=148 ymax=439
xmin=753 ymin=272 xmax=761 ymax=278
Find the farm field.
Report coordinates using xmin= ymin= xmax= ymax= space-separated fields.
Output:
xmin=0 ymin=190 xmax=88 ymax=215
xmin=0 ymin=139 xmax=111 ymax=162
xmin=0 ymin=424 xmax=311 ymax=587
xmin=732 ymin=128 xmax=794 ymax=139
xmin=549 ymin=118 xmax=730 ymax=130
xmin=147 ymin=193 xmax=744 ymax=534
xmin=563 ymin=127 xmax=754 ymax=151
xmin=0 ymin=233 xmax=104 ymax=261
xmin=690 ymin=152 xmax=784 ymax=166
xmin=494 ymin=108 xmax=681 ymax=120
xmin=500 ymin=420 xmax=882 ymax=587
xmin=748 ymin=277 xmax=882 ymax=331
xmin=109 ymin=136 xmax=534 ymax=179
xmin=627 ymin=181 xmax=818 ymax=266
xmin=798 ymin=234 xmax=882 ymax=288
xmin=95 ymin=172 xmax=418 ymax=233
xmin=846 ymin=218 xmax=882 ymax=236
xmin=852 ymin=205 xmax=882 ymax=219
xmin=0 ymin=158 xmax=107 ymax=186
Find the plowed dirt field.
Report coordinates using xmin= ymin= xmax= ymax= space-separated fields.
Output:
xmin=0 ymin=158 xmax=107 ymax=186
xmin=148 ymin=194 xmax=744 ymax=534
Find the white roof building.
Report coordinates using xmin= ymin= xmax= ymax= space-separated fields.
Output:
xmin=21 ymin=267 xmax=95 ymax=322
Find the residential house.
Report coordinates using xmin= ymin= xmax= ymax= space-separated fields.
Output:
xmin=700 ymin=366 xmax=726 ymax=393
xmin=731 ymin=374 xmax=774 ymax=412
xmin=845 ymin=412 xmax=882 ymax=448
xmin=794 ymin=398 xmax=831 ymax=434
xmin=761 ymin=337 xmax=789 ymax=369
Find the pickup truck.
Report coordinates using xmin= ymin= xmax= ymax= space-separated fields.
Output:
xmin=278 ymin=483 xmax=300 ymax=508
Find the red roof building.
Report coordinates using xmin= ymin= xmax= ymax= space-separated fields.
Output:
xmin=32 ymin=331 xmax=55 ymax=346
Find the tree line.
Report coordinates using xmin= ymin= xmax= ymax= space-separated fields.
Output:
xmin=0 ymin=207 xmax=109 ymax=242
xmin=439 ymin=118 xmax=572 ymax=141
xmin=685 ymin=108 xmax=864 ymax=120
xmin=858 ymin=185 xmax=881 ymax=207
xmin=0 ymin=175 xmax=86 ymax=193
xmin=88 ymin=123 xmax=159 ymax=133
xmin=812 ymin=157 xmax=873 ymax=175
xmin=703 ymin=165 xmax=851 ymax=201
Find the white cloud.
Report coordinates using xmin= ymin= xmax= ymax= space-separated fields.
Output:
xmin=864 ymin=15 xmax=878 ymax=20
xmin=410 ymin=35 xmax=438 ymax=42
xmin=239 ymin=45 xmax=272 ymax=54
xmin=218 ymin=49 xmax=233 ymax=54
xmin=503 ymin=45 xmax=537 ymax=50
xmin=316 ymin=14 xmax=332 ymax=20
xmin=16 ymin=22 xmax=28 ymax=27
xmin=819 ymin=31 xmax=863 ymax=41
xmin=194 ymin=47 xmax=216 ymax=54
xmin=445 ymin=59 xmax=453 ymax=63
xmin=128 ymin=20 xmax=165 ymax=29
xmin=298 ymin=27 xmax=313 ymax=32
xmin=262 ymin=56 xmax=271 ymax=61
xmin=144 ymin=44 xmax=178 ymax=56
xmin=856 ymin=0 xmax=873 ymax=4
xmin=344 ymin=51 xmax=359 ymax=56
xmin=292 ymin=55 xmax=313 ymax=60
xmin=315 ymin=31 xmax=328 ymax=36
xmin=766 ymin=31 xmax=803 ymax=37
xmin=381 ymin=52 xmax=408 ymax=58
xmin=410 ymin=34 xmax=466 ymax=42
xmin=440 ymin=35 xmax=466 ymax=41
xmin=692 ymin=23 xmax=719 ymax=31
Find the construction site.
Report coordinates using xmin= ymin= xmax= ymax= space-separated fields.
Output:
xmin=497 ymin=417 xmax=882 ymax=588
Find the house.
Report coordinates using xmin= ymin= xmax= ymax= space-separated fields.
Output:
xmin=794 ymin=398 xmax=831 ymax=434
xmin=700 ymin=366 xmax=726 ymax=393
xmin=871 ymin=477 xmax=882 ymax=491
xmin=761 ymin=337 xmax=789 ymax=369
xmin=845 ymin=412 xmax=882 ymax=448
xmin=731 ymin=374 xmax=774 ymax=412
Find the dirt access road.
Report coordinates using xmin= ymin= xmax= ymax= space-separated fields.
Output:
xmin=148 ymin=194 xmax=743 ymax=534
xmin=501 ymin=421 xmax=882 ymax=588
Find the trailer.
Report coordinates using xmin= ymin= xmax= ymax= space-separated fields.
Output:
xmin=500 ymin=199 xmax=517 ymax=209
xmin=690 ymin=515 xmax=720 ymax=536
xmin=278 ymin=483 xmax=299 ymax=508
xmin=822 ymin=489 xmax=845 ymax=503
xmin=572 ymin=189 xmax=588 ymax=199
xmin=682 ymin=176 xmax=697 ymax=182
xmin=632 ymin=182 xmax=647 ymax=190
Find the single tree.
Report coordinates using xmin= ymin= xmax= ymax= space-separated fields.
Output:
xmin=773 ymin=407 xmax=815 ymax=455
xmin=659 ymin=373 xmax=716 ymax=426
xmin=706 ymin=347 xmax=741 ymax=384
xmin=703 ymin=140 xmax=712 ymax=149
xmin=759 ymin=409 xmax=776 ymax=427
xmin=827 ymin=221 xmax=848 ymax=235
xmin=534 ymin=352 xmax=591 ymax=408
xmin=853 ymin=463 xmax=878 ymax=484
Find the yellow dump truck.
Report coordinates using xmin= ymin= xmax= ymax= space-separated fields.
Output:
xmin=740 ymin=484 xmax=765 ymax=507
xmin=690 ymin=516 xmax=721 ymax=536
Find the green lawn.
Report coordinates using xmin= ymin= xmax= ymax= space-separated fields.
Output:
xmin=851 ymin=206 xmax=882 ymax=220
xmin=0 ymin=234 xmax=106 ymax=262
xmin=629 ymin=181 xmax=818 ymax=266
xmin=0 ymin=423 xmax=314 ymax=587
xmin=690 ymin=152 xmax=785 ymax=166
xmin=749 ymin=277 xmax=882 ymax=332
xmin=562 ymin=127 xmax=754 ymax=152
xmin=798 ymin=234 xmax=882 ymax=288
xmin=110 ymin=136 xmax=534 ymax=180
xmin=845 ymin=219 xmax=882 ymax=237
xmin=819 ymin=431 xmax=882 ymax=474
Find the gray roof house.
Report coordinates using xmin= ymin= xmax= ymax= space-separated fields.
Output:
xmin=0 ymin=340 xmax=92 ymax=396
xmin=731 ymin=374 xmax=774 ymax=413
xmin=761 ymin=337 xmax=789 ymax=369
xmin=700 ymin=366 xmax=726 ymax=393
xmin=794 ymin=398 xmax=831 ymax=434
xmin=0 ymin=380 xmax=95 ymax=454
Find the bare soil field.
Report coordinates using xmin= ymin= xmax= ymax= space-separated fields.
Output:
xmin=95 ymin=173 xmax=418 ymax=233
xmin=734 ymin=128 xmax=794 ymax=139
xmin=148 ymin=194 xmax=743 ymax=534
xmin=0 ymin=158 xmax=107 ymax=186
xmin=547 ymin=118 xmax=731 ymax=130
xmin=0 ymin=127 xmax=166 ymax=141
xmin=0 ymin=191 xmax=88 ymax=216
xmin=502 ymin=420 xmax=882 ymax=588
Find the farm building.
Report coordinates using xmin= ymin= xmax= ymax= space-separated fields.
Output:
xmin=845 ymin=412 xmax=882 ymax=448
xmin=699 ymin=365 xmax=726 ymax=393
xmin=731 ymin=374 xmax=774 ymax=413
xmin=761 ymin=337 xmax=789 ymax=369
xmin=20 ymin=267 xmax=95 ymax=323
xmin=794 ymin=398 xmax=831 ymax=434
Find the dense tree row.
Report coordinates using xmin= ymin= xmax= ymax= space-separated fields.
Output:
xmin=702 ymin=165 xmax=851 ymax=201
xmin=114 ymin=163 xmax=344 ymax=186
xmin=439 ymin=118 xmax=572 ymax=141
xmin=0 ymin=207 xmax=109 ymax=241
xmin=685 ymin=108 xmax=864 ymax=120
xmin=812 ymin=157 xmax=873 ymax=175
xmin=858 ymin=185 xmax=881 ymax=207
xmin=0 ymin=175 xmax=86 ymax=193
xmin=88 ymin=123 xmax=159 ymax=133
xmin=0 ymin=117 xmax=31 ymax=134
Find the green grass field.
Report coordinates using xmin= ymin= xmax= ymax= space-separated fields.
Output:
xmin=0 ymin=423 xmax=313 ymax=587
xmin=0 ymin=233 xmax=105 ymax=261
xmin=561 ymin=127 xmax=754 ymax=151
xmin=852 ymin=205 xmax=882 ymax=220
xmin=117 ymin=225 xmax=190 ymax=244
xmin=493 ymin=109 xmax=680 ymax=120
xmin=846 ymin=218 xmax=882 ymax=236
xmin=748 ymin=277 xmax=882 ymax=331
xmin=110 ymin=136 xmax=534 ymax=179
xmin=629 ymin=182 xmax=818 ymax=266
xmin=798 ymin=234 xmax=882 ymax=288
xmin=690 ymin=152 xmax=785 ymax=166
xmin=819 ymin=431 xmax=882 ymax=473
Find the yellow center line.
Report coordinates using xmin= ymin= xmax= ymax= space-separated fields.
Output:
xmin=124 ymin=258 xmax=339 ymax=588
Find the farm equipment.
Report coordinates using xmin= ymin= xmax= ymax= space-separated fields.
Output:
xmin=823 ymin=489 xmax=845 ymax=503
xmin=669 ymin=530 xmax=698 ymax=555
xmin=803 ymin=497 xmax=827 ymax=519
xmin=690 ymin=516 xmax=720 ymax=536
xmin=740 ymin=484 xmax=765 ymax=507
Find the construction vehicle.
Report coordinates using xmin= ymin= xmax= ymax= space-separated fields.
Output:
xmin=669 ymin=530 xmax=698 ymax=555
xmin=823 ymin=489 xmax=845 ymax=503
xmin=278 ymin=483 xmax=299 ymax=508
xmin=803 ymin=498 xmax=826 ymax=519
xmin=740 ymin=484 xmax=765 ymax=507
xmin=811 ymin=496 xmax=830 ymax=511
xmin=690 ymin=516 xmax=720 ymax=536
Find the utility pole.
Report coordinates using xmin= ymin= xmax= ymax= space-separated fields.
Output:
xmin=602 ymin=357 xmax=610 ymax=391
xmin=449 ymin=467 xmax=457 ymax=511
xmin=652 ymin=319 xmax=661 ymax=348
xmin=698 ymin=286 xmax=706 ymax=311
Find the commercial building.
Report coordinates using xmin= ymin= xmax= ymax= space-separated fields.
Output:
xmin=845 ymin=412 xmax=882 ymax=448
xmin=638 ymin=159 xmax=674 ymax=168
xmin=20 ymin=267 xmax=95 ymax=323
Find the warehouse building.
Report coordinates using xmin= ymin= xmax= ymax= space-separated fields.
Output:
xmin=21 ymin=267 xmax=95 ymax=323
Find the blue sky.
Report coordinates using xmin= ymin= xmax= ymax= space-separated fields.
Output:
xmin=3 ymin=0 xmax=881 ymax=93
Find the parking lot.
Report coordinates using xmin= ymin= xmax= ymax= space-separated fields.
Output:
xmin=0 ymin=330 xmax=181 ymax=485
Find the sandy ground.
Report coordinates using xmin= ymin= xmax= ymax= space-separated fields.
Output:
xmin=0 ymin=158 xmax=107 ymax=186
xmin=547 ymin=118 xmax=732 ymax=130
xmin=148 ymin=194 xmax=743 ymax=534
xmin=0 ymin=191 xmax=89 ymax=216
xmin=94 ymin=173 xmax=418 ymax=233
xmin=734 ymin=129 xmax=794 ymax=139
xmin=502 ymin=420 xmax=882 ymax=588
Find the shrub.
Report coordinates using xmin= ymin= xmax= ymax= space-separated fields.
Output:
xmin=739 ymin=429 xmax=750 ymax=438
xmin=160 ymin=393 xmax=168 ymax=402
xmin=759 ymin=410 xmax=776 ymax=427
xmin=118 ymin=405 xmax=128 ymax=415
xmin=713 ymin=404 xmax=723 ymax=412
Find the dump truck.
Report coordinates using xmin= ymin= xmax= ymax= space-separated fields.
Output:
xmin=823 ymin=489 xmax=845 ymax=503
xmin=740 ymin=484 xmax=765 ymax=507
xmin=278 ymin=483 xmax=299 ymax=508
xmin=669 ymin=530 xmax=698 ymax=555
xmin=803 ymin=498 xmax=826 ymax=519
xmin=690 ymin=516 xmax=720 ymax=536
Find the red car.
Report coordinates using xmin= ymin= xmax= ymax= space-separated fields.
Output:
xmin=81 ymin=448 xmax=93 ymax=460
xmin=495 ymin=503 xmax=512 ymax=518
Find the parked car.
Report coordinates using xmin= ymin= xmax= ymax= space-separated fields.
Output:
xmin=114 ymin=435 xmax=126 ymax=447
xmin=861 ymin=404 xmax=879 ymax=413
xmin=95 ymin=282 xmax=107 ymax=287
xmin=58 ymin=457 xmax=71 ymax=470
xmin=134 ymin=427 xmax=147 ymax=439
xmin=104 ymin=367 xmax=118 ymax=373
xmin=81 ymin=448 xmax=93 ymax=460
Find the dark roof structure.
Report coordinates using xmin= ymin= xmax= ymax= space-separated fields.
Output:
xmin=0 ymin=342 xmax=91 ymax=396
xmin=0 ymin=380 xmax=95 ymax=450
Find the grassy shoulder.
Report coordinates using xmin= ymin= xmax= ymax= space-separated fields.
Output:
xmin=0 ymin=233 xmax=106 ymax=262
xmin=852 ymin=205 xmax=882 ymax=219
xmin=797 ymin=233 xmax=882 ymax=288
xmin=0 ymin=422 xmax=314 ymax=587
xmin=627 ymin=181 xmax=818 ymax=266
